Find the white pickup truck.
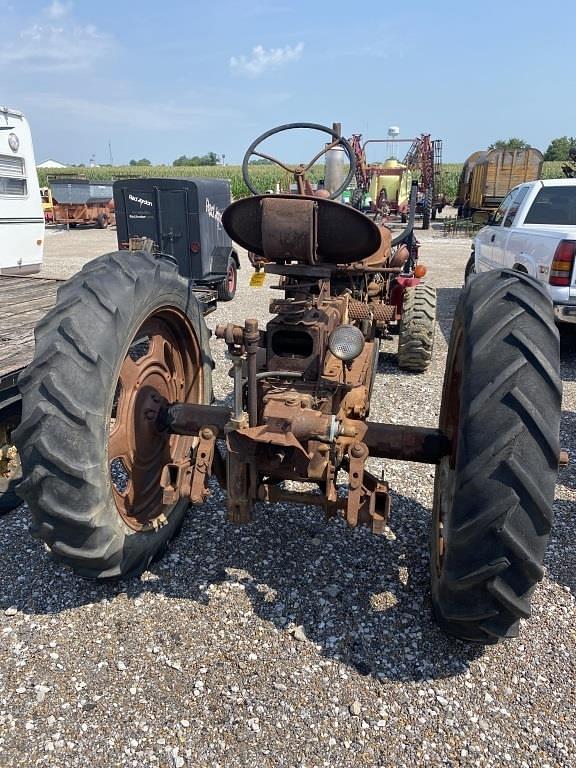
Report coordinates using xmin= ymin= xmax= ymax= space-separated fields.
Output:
xmin=468 ymin=178 xmax=576 ymax=324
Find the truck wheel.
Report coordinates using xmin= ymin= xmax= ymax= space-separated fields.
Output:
xmin=217 ymin=257 xmax=237 ymax=301
xmin=14 ymin=250 xmax=213 ymax=579
xmin=97 ymin=213 xmax=109 ymax=229
xmin=464 ymin=253 xmax=476 ymax=283
xmin=397 ymin=283 xmax=436 ymax=372
xmin=431 ymin=270 xmax=561 ymax=643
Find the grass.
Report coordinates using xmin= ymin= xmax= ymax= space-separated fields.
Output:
xmin=37 ymin=162 xmax=568 ymax=202
xmin=37 ymin=164 xmax=323 ymax=200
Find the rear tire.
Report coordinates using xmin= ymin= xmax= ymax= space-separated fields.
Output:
xmin=97 ymin=213 xmax=109 ymax=229
xmin=397 ymin=283 xmax=436 ymax=372
xmin=217 ymin=257 xmax=237 ymax=301
xmin=14 ymin=250 xmax=213 ymax=579
xmin=431 ymin=270 xmax=561 ymax=643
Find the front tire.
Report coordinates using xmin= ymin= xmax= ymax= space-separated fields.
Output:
xmin=431 ymin=270 xmax=561 ymax=643
xmin=217 ymin=257 xmax=237 ymax=301
xmin=15 ymin=250 xmax=213 ymax=579
xmin=397 ymin=283 xmax=436 ymax=372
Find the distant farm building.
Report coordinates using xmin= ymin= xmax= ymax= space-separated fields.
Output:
xmin=37 ymin=159 xmax=67 ymax=169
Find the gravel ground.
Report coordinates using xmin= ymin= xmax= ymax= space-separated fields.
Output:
xmin=0 ymin=216 xmax=574 ymax=767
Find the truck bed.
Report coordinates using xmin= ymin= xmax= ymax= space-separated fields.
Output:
xmin=0 ymin=275 xmax=61 ymax=399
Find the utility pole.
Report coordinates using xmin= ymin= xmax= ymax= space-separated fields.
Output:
xmin=108 ymin=140 xmax=113 ymax=166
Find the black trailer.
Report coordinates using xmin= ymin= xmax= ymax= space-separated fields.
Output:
xmin=113 ymin=177 xmax=240 ymax=301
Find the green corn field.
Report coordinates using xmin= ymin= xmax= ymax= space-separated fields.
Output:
xmin=36 ymin=164 xmax=324 ymax=200
xmin=37 ymin=162 xmax=568 ymax=202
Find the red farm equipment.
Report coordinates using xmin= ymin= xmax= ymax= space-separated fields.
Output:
xmin=350 ymin=133 xmax=445 ymax=229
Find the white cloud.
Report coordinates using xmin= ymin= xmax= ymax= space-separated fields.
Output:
xmin=230 ymin=42 xmax=303 ymax=78
xmin=0 ymin=3 xmax=112 ymax=72
xmin=46 ymin=0 xmax=71 ymax=18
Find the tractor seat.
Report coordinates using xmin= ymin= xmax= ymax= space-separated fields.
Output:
xmin=222 ymin=194 xmax=382 ymax=265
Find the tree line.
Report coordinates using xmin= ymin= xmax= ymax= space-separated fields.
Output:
xmin=129 ymin=138 xmax=576 ymax=166
xmin=487 ymin=136 xmax=576 ymax=160
xmin=129 ymin=152 xmax=220 ymax=167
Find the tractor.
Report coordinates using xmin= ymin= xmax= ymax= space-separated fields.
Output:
xmin=15 ymin=123 xmax=561 ymax=644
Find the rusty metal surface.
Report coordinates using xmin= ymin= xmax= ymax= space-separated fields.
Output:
xmin=348 ymin=300 xmax=395 ymax=323
xmin=362 ymin=422 xmax=450 ymax=464
xmin=222 ymin=195 xmax=382 ymax=264
xmin=347 ymin=442 xmax=369 ymax=527
xmin=189 ymin=427 xmax=217 ymax=504
xmin=244 ymin=318 xmax=260 ymax=427
xmin=161 ymin=403 xmax=231 ymax=436
xmin=261 ymin=197 xmax=318 ymax=264
xmin=158 ymin=136 xmax=441 ymax=532
xmin=108 ymin=309 xmax=203 ymax=531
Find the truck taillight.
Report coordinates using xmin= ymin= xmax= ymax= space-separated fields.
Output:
xmin=549 ymin=240 xmax=576 ymax=286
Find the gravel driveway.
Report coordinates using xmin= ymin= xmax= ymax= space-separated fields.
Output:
xmin=1 ymin=219 xmax=574 ymax=767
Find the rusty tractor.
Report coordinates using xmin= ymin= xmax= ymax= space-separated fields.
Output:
xmin=15 ymin=123 xmax=561 ymax=644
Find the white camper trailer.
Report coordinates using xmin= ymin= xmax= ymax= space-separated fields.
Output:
xmin=0 ymin=107 xmax=44 ymax=275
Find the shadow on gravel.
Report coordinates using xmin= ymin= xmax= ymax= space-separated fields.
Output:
xmin=560 ymin=326 xmax=576 ymax=380
xmin=434 ymin=288 xmax=460 ymax=346
xmin=547 ymin=408 xmax=575 ymax=593
xmin=547 ymin=498 xmax=576 ymax=595
xmin=559 ymin=410 xmax=575 ymax=493
xmin=432 ymin=291 xmax=576 ymax=360
xmin=0 ymin=488 xmax=484 ymax=684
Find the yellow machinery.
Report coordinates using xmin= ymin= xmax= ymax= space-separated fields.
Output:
xmin=368 ymin=158 xmax=412 ymax=213
xmin=40 ymin=187 xmax=54 ymax=223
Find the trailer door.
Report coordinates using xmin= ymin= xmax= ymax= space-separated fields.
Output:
xmin=122 ymin=188 xmax=158 ymax=245
xmin=158 ymin=189 xmax=190 ymax=277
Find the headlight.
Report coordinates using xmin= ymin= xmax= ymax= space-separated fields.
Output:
xmin=328 ymin=324 xmax=365 ymax=362
xmin=8 ymin=133 xmax=19 ymax=152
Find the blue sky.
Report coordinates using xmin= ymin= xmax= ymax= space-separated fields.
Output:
xmin=2 ymin=0 xmax=574 ymax=165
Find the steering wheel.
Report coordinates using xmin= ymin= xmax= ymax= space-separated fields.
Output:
xmin=241 ymin=122 xmax=356 ymax=200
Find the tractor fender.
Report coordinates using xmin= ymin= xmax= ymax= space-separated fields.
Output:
xmin=208 ymin=246 xmax=240 ymax=275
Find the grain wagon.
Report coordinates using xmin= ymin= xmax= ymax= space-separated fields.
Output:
xmin=50 ymin=177 xmax=115 ymax=228
xmin=456 ymin=148 xmax=543 ymax=218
